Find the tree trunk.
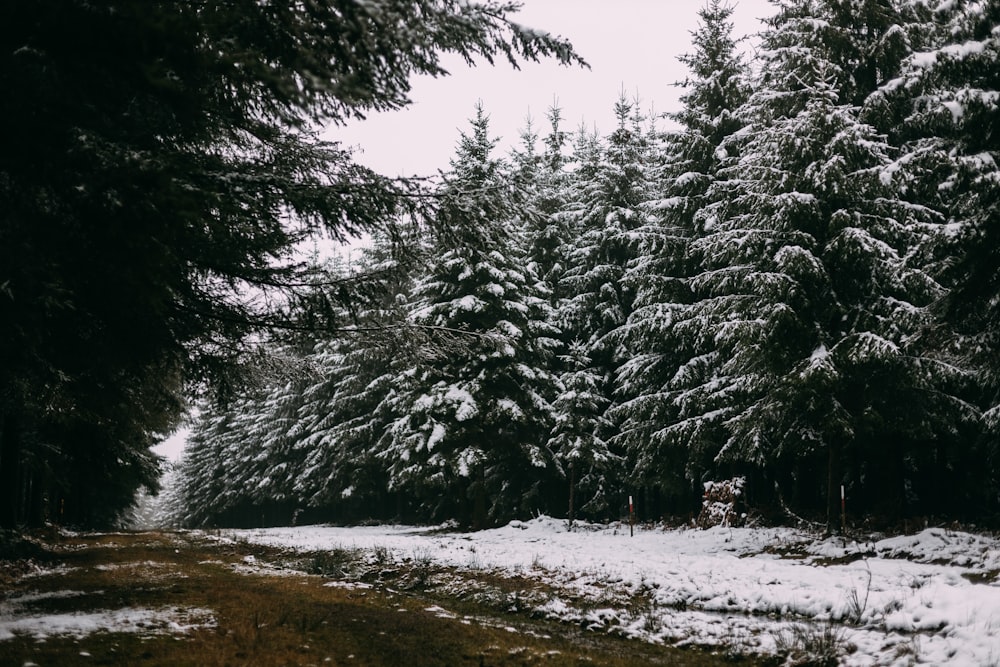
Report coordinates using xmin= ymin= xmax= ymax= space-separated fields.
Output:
xmin=26 ymin=465 xmax=47 ymax=527
xmin=567 ymin=462 xmax=575 ymax=529
xmin=0 ymin=412 xmax=22 ymax=528
xmin=826 ymin=442 xmax=841 ymax=535
xmin=471 ymin=465 xmax=487 ymax=531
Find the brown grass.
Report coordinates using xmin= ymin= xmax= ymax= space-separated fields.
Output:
xmin=0 ymin=530 xmax=770 ymax=666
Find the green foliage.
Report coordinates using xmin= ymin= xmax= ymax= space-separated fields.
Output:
xmin=873 ymin=0 xmax=1000 ymax=464
xmin=0 ymin=0 xmax=583 ymax=528
xmin=613 ymin=0 xmax=751 ymax=513
xmin=378 ymin=105 xmax=561 ymax=527
xmin=172 ymin=1 xmax=1000 ymax=531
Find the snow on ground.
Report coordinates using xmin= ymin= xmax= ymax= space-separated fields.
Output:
xmin=221 ymin=517 xmax=1000 ymax=666
xmin=0 ymin=586 xmax=214 ymax=641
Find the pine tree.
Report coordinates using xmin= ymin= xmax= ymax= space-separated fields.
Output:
xmin=560 ymin=95 xmax=652 ymax=378
xmin=295 ymin=337 xmax=402 ymax=521
xmin=175 ymin=406 xmax=238 ymax=527
xmin=613 ymin=0 xmax=753 ymax=513
xmin=176 ymin=353 xmax=315 ymax=528
xmin=548 ymin=342 xmax=619 ymax=524
xmin=870 ymin=0 xmax=1000 ymax=512
xmin=379 ymin=104 xmax=561 ymax=527
xmin=672 ymin=0 xmax=975 ymax=526
xmin=522 ymin=104 xmax=574 ymax=311
xmin=292 ymin=241 xmax=417 ymax=521
xmin=174 ymin=239 xmax=424 ymax=527
xmin=556 ymin=94 xmax=655 ymax=514
xmin=0 ymin=0 xmax=584 ymax=529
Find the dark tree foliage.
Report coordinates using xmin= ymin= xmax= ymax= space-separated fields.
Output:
xmin=518 ymin=105 xmax=573 ymax=310
xmin=379 ymin=105 xmax=561 ymax=528
xmin=613 ymin=0 xmax=752 ymax=515
xmin=0 ymin=0 xmax=583 ymax=528
xmin=559 ymin=94 xmax=651 ymax=397
xmin=553 ymin=95 xmax=654 ymax=518
xmin=679 ymin=0 xmax=979 ymax=528
xmin=173 ymin=244 xmax=419 ymax=528
xmin=548 ymin=341 xmax=619 ymax=523
xmin=871 ymin=0 xmax=1000 ymax=510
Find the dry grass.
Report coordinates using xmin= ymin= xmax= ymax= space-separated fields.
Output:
xmin=1 ymin=530 xmax=770 ymax=666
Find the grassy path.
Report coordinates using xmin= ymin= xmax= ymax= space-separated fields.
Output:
xmin=0 ymin=530 xmax=770 ymax=666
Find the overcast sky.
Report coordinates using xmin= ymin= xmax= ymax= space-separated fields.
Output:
xmin=327 ymin=0 xmax=775 ymax=178
xmin=155 ymin=0 xmax=775 ymax=461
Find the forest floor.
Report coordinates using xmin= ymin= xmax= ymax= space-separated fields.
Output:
xmin=4 ymin=518 xmax=1000 ymax=665
xmin=0 ymin=527 xmax=767 ymax=666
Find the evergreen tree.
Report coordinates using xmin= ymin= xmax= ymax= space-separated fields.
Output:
xmin=176 ymin=350 xmax=317 ymax=528
xmin=293 ymin=241 xmax=418 ymax=521
xmin=294 ymin=336 xmax=401 ymax=521
xmin=521 ymin=104 xmax=574 ymax=310
xmin=548 ymin=342 xmax=619 ymax=523
xmin=613 ymin=0 xmax=753 ymax=513
xmin=175 ymin=241 xmax=422 ymax=527
xmin=871 ymin=0 xmax=1000 ymax=510
xmin=380 ymin=104 xmax=561 ymax=528
xmin=555 ymin=94 xmax=654 ymax=513
xmin=511 ymin=113 xmax=543 ymax=183
xmin=175 ymin=406 xmax=238 ymax=527
xmin=560 ymin=94 xmax=652 ymax=386
xmin=673 ymin=0 xmax=975 ymax=526
xmin=0 ymin=0 xmax=583 ymax=528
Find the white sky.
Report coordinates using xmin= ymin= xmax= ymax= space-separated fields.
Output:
xmin=326 ymin=0 xmax=774 ymax=177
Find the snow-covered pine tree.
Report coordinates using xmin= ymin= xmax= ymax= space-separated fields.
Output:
xmin=551 ymin=120 xmax=603 ymax=327
xmin=292 ymin=335 xmax=401 ymax=522
xmin=869 ymin=0 xmax=1000 ymax=513
xmin=175 ymin=403 xmax=241 ymax=527
xmin=613 ymin=0 xmax=753 ymax=515
xmin=175 ymin=347 xmax=315 ymax=527
xmin=523 ymin=104 xmax=574 ymax=312
xmin=176 ymin=239 xmax=428 ymax=527
xmin=547 ymin=341 xmax=619 ymax=524
xmin=554 ymin=94 xmax=657 ymax=516
xmin=560 ymin=99 xmax=652 ymax=391
xmin=544 ymin=104 xmax=570 ymax=176
xmin=379 ymin=103 xmax=561 ymax=528
xmin=292 ymin=239 xmax=417 ymax=522
xmin=230 ymin=371 xmax=307 ymax=524
xmin=511 ymin=112 xmax=542 ymax=184
xmin=676 ymin=0 xmax=975 ymax=526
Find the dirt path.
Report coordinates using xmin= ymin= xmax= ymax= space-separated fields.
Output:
xmin=0 ymin=530 xmax=770 ymax=666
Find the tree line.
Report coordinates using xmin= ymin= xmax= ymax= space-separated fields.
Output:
xmin=170 ymin=0 xmax=1000 ymax=532
xmin=0 ymin=0 xmax=583 ymax=529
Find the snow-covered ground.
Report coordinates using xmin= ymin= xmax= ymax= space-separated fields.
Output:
xmin=0 ymin=588 xmax=214 ymax=642
xmin=221 ymin=517 xmax=1000 ymax=666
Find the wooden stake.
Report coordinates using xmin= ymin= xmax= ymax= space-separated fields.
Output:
xmin=629 ymin=495 xmax=635 ymax=537
xmin=840 ymin=485 xmax=846 ymax=535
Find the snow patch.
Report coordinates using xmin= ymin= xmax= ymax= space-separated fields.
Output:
xmin=0 ymin=603 xmax=215 ymax=641
xmin=810 ymin=343 xmax=828 ymax=363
